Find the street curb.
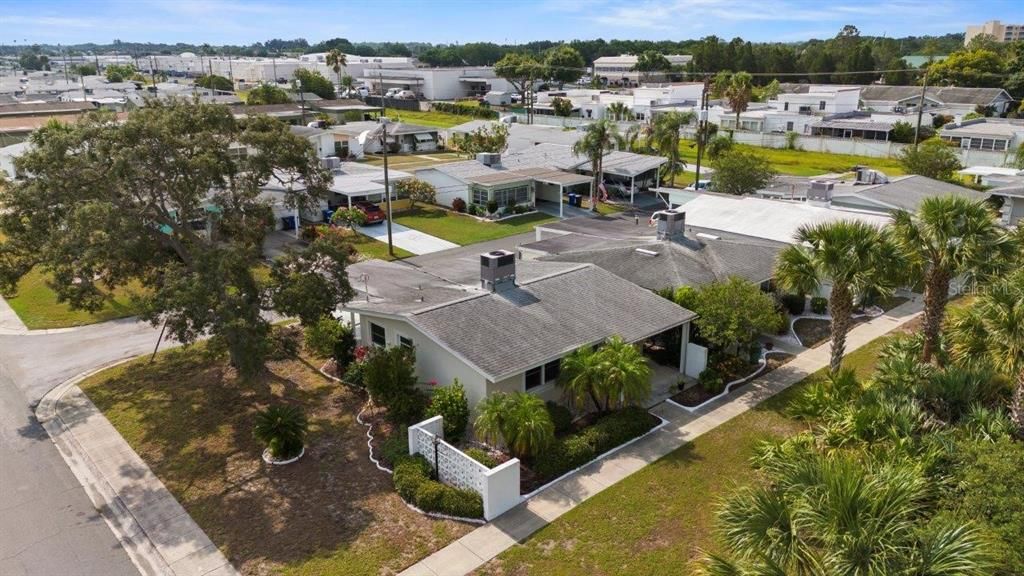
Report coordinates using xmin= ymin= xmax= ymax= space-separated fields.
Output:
xmin=35 ymin=358 xmax=238 ymax=576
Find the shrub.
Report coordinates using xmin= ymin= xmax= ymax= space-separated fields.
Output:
xmin=531 ymin=407 xmax=656 ymax=480
xmin=300 ymin=224 xmax=323 ymax=243
xmin=363 ymin=346 xmax=426 ymax=425
xmin=712 ymin=354 xmax=751 ymax=382
xmin=810 ymin=296 xmax=828 ymax=315
xmin=425 ymin=381 xmax=470 ymax=443
xmin=392 ymin=455 xmax=484 ymax=518
xmin=379 ymin=426 xmax=409 ymax=467
xmin=253 ymin=404 xmax=308 ymax=460
xmin=304 ymin=317 xmax=357 ymax=373
xmin=465 ymin=447 xmax=498 ymax=468
xmin=474 ymin=392 xmax=554 ymax=458
xmin=780 ymin=293 xmax=807 ymax=315
xmin=699 ymin=367 xmax=726 ymax=394
xmin=545 ymin=401 xmax=574 ymax=435
xmin=431 ymin=101 xmax=498 ymax=119
xmin=452 ymin=197 xmax=467 ymax=213
xmin=466 ymin=203 xmax=479 ymax=216
xmin=395 ymin=178 xmax=437 ymax=209
xmin=266 ymin=325 xmax=301 ymax=360
xmin=486 ymin=199 xmax=499 ymax=214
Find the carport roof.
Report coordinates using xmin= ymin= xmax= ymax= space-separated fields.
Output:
xmin=512 ymin=167 xmax=592 ymax=186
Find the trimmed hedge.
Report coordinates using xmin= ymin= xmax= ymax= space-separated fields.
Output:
xmin=392 ymin=454 xmax=484 ymax=519
xmin=431 ymin=101 xmax=498 ymax=119
xmin=780 ymin=293 xmax=807 ymax=315
xmin=465 ymin=447 xmax=499 ymax=468
xmin=810 ymin=296 xmax=828 ymax=315
xmin=532 ymin=407 xmax=657 ymax=480
xmin=545 ymin=401 xmax=574 ymax=435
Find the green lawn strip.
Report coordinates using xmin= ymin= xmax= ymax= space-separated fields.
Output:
xmin=676 ymin=140 xmax=905 ymax=177
xmin=4 ymin=267 xmax=143 ymax=329
xmin=395 ymin=207 xmax=557 ymax=246
xmin=477 ymin=337 xmax=890 ymax=576
xmin=350 ymin=230 xmax=414 ymax=260
xmin=383 ymin=108 xmax=476 ymax=129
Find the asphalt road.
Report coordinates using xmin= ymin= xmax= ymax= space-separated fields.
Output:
xmin=0 ymin=318 xmax=173 ymax=576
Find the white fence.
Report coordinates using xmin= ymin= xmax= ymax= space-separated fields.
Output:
xmin=408 ymin=416 xmax=521 ymax=521
xmin=682 ymin=129 xmax=1011 ymax=168
xmin=684 ymin=343 xmax=708 ymax=379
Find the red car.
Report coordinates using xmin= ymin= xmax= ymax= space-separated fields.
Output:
xmin=354 ymin=200 xmax=386 ymax=224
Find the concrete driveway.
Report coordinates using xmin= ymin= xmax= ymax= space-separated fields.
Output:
xmin=356 ymin=222 xmax=458 ymax=255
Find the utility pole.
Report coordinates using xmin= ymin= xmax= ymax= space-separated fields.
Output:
xmin=60 ymin=44 xmax=68 ymax=85
xmin=692 ymin=74 xmax=711 ymax=194
xmin=380 ymin=116 xmax=395 ymax=258
xmin=913 ymin=68 xmax=929 ymax=150
xmin=149 ymin=55 xmax=158 ymax=95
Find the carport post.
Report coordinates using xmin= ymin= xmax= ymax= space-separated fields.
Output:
xmin=559 ymin=184 xmax=564 ymax=218
xmin=293 ymin=207 xmax=300 ymax=239
xmin=630 ymin=175 xmax=635 ymax=206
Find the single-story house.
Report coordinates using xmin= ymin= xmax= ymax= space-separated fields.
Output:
xmin=520 ymin=212 xmax=786 ymax=291
xmin=809 ymin=118 xmax=894 ymax=141
xmin=342 ymin=255 xmax=696 ymax=409
xmin=232 ymin=103 xmax=311 ymax=124
xmin=984 ymin=180 xmax=1024 ymax=226
xmin=828 ymin=175 xmax=990 ymax=214
xmin=939 ymin=119 xmax=1024 ymax=153
xmin=859 ymin=86 xmax=1014 ymax=116
xmin=325 ymin=161 xmax=412 ymax=210
xmin=331 ymin=120 xmax=439 ymax=157
xmin=289 ymin=125 xmax=336 ymax=158
xmin=309 ymin=98 xmax=381 ymax=123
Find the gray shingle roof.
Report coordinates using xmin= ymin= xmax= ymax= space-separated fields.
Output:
xmin=345 ymin=259 xmax=695 ymax=381
xmin=528 ymin=228 xmax=785 ymax=291
xmin=860 ymin=86 xmax=1010 ymax=106
xmin=831 ymin=175 xmax=988 ymax=212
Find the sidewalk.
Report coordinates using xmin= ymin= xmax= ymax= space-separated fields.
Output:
xmin=356 ymin=222 xmax=458 ymax=255
xmin=0 ymin=294 xmax=28 ymax=334
xmin=400 ymin=297 xmax=923 ymax=576
xmin=36 ymin=362 xmax=238 ymax=576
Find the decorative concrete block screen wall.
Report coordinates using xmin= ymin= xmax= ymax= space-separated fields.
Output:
xmin=408 ymin=416 xmax=521 ymax=520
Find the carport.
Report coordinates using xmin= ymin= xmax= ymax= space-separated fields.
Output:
xmin=327 ymin=164 xmax=412 ymax=211
xmin=578 ymin=151 xmax=667 ymax=206
xmin=508 ymin=167 xmax=592 ymax=218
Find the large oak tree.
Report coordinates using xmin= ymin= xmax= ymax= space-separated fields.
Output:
xmin=0 ymin=98 xmax=330 ymax=376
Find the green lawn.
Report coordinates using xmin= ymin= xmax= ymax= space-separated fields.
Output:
xmin=395 ymin=206 xmax=557 ymax=246
xmin=4 ymin=267 xmax=143 ymax=330
xmin=383 ymin=108 xmax=476 ymax=129
xmin=477 ymin=336 xmax=892 ymax=576
xmin=677 ymin=139 xmax=906 ymax=177
xmin=349 ymin=231 xmax=414 ymax=260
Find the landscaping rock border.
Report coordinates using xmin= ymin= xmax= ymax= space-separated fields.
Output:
xmin=666 ymin=349 xmax=792 ymax=413
xmin=261 ymin=447 xmax=305 ymax=465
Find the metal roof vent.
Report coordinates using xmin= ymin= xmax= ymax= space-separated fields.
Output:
xmin=635 ymin=248 xmax=660 ymax=256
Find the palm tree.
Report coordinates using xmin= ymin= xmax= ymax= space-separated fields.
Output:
xmin=572 ymin=119 xmax=623 ymax=211
xmin=775 ymin=220 xmax=901 ymax=374
xmin=650 ymin=111 xmax=694 ymax=187
xmin=598 ymin=336 xmax=651 ymax=409
xmin=340 ymin=74 xmax=355 ymax=93
xmin=890 ymin=195 xmax=1014 ymax=364
xmin=325 ymin=49 xmax=347 ymax=90
xmin=559 ymin=345 xmax=606 ymax=412
xmin=704 ymin=452 xmax=990 ymax=575
xmin=946 ymin=269 xmax=1024 ymax=434
xmin=606 ymin=101 xmax=631 ymax=121
xmin=253 ymin=405 xmax=308 ymax=460
xmin=715 ymin=71 xmax=753 ymax=138
xmin=473 ymin=392 xmax=553 ymax=458
xmin=624 ymin=122 xmax=652 ymax=153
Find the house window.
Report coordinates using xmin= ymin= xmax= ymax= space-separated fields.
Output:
xmin=818 ymin=100 xmax=826 ymax=111
xmin=370 ymin=323 xmax=386 ymax=347
xmin=492 ymin=185 xmax=530 ymax=207
xmin=786 ymin=121 xmax=794 ymax=131
xmin=525 ymin=366 xmax=543 ymax=390
xmin=399 ymin=335 xmax=413 ymax=350
xmin=543 ymin=359 xmax=561 ymax=383
xmin=471 ymin=187 xmax=488 ymax=206
xmin=783 ymin=102 xmax=789 ymax=111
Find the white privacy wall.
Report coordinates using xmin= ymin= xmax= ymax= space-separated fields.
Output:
xmin=408 ymin=416 xmax=521 ymax=520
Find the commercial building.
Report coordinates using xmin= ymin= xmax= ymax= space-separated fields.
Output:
xmin=965 ymin=20 xmax=1024 ymax=45
xmin=592 ymin=54 xmax=692 ymax=86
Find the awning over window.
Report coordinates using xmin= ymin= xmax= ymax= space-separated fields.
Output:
xmin=414 ymin=133 xmax=434 ymax=142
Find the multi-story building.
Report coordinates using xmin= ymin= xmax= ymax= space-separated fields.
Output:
xmin=592 ymin=54 xmax=692 ymax=86
xmin=965 ymin=20 xmax=1024 ymax=45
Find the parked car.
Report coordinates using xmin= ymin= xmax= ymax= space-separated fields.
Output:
xmin=684 ymin=179 xmax=712 ymax=192
xmin=395 ymin=90 xmax=416 ymax=100
xmin=354 ymin=200 xmax=386 ymax=224
xmin=384 ymin=88 xmax=401 ymax=98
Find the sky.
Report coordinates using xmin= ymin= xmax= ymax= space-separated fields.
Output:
xmin=2 ymin=0 xmax=1024 ymax=47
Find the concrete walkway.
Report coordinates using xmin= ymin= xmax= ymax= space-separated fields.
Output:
xmin=36 ymin=364 xmax=238 ymax=576
xmin=400 ymin=297 xmax=924 ymax=576
xmin=356 ymin=222 xmax=458 ymax=255
xmin=0 ymin=294 xmax=28 ymax=334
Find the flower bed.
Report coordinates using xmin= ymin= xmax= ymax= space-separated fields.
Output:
xmin=671 ymin=352 xmax=794 ymax=408
xmin=520 ymin=407 xmax=661 ymax=493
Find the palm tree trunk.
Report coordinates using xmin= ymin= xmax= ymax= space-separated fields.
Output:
xmin=591 ymin=158 xmax=599 ymax=210
xmin=1012 ymin=369 xmax=1024 ymax=438
xmin=733 ymin=111 xmax=740 ymax=140
xmin=828 ymin=285 xmax=854 ymax=374
xmin=594 ymin=154 xmax=603 ymax=212
xmin=921 ymin=268 xmax=950 ymax=366
xmin=588 ymin=389 xmax=604 ymax=414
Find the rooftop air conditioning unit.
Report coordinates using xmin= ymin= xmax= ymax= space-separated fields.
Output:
xmin=855 ymin=168 xmax=889 ymax=185
xmin=656 ymin=209 xmax=686 ymax=240
xmin=476 ymin=152 xmax=502 ymax=167
xmin=321 ymin=156 xmax=341 ymax=172
xmin=807 ymin=180 xmax=834 ymax=202
xmin=480 ymin=250 xmax=516 ymax=292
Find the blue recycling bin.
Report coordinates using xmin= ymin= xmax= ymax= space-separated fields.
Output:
xmin=322 ymin=209 xmax=334 ymax=223
xmin=281 ymin=215 xmax=296 ymax=231
xmin=568 ymin=193 xmax=577 ymax=207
